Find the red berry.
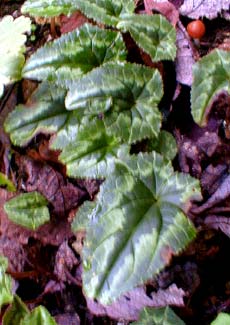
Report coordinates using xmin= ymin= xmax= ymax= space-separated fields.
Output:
xmin=187 ymin=20 xmax=206 ymax=39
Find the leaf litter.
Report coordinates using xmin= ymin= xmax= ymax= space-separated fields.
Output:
xmin=1 ymin=0 xmax=230 ymax=324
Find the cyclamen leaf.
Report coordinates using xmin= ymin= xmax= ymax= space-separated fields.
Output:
xmin=117 ymin=14 xmax=177 ymax=62
xmin=3 ymin=295 xmax=29 ymax=325
xmin=21 ymin=0 xmax=134 ymax=24
xmin=0 ymin=15 xmax=31 ymax=96
xmin=132 ymin=307 xmax=185 ymax=325
xmin=65 ymin=0 xmax=135 ymax=26
xmin=66 ymin=63 xmax=163 ymax=143
xmin=191 ymin=49 xmax=230 ymax=125
xmin=211 ymin=312 xmax=230 ymax=325
xmin=4 ymin=192 xmax=50 ymax=230
xmin=4 ymin=83 xmax=67 ymax=146
xmin=50 ymin=111 xmax=91 ymax=150
xmin=20 ymin=306 xmax=57 ymax=325
xmin=22 ymin=0 xmax=76 ymax=17
xmin=0 ymin=256 xmax=13 ymax=309
xmin=60 ymin=120 xmax=129 ymax=178
xmin=0 ymin=173 xmax=16 ymax=192
xmin=147 ymin=130 xmax=177 ymax=160
xmin=82 ymin=152 xmax=201 ymax=304
xmin=23 ymin=0 xmax=135 ymax=26
xmin=23 ymin=24 xmax=127 ymax=88
xmin=72 ymin=201 xmax=97 ymax=233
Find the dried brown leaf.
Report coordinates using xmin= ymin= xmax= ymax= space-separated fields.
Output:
xmin=180 ymin=0 xmax=230 ymax=19
xmin=86 ymin=284 xmax=185 ymax=321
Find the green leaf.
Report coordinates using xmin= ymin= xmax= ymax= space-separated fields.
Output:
xmin=147 ymin=130 xmax=177 ymax=160
xmin=66 ymin=0 xmax=135 ymax=26
xmin=4 ymin=192 xmax=50 ymax=230
xmin=82 ymin=152 xmax=201 ymax=304
xmin=191 ymin=49 xmax=230 ymax=125
xmin=20 ymin=306 xmax=57 ymax=325
xmin=3 ymin=295 xmax=29 ymax=325
xmin=132 ymin=307 xmax=185 ymax=325
xmin=4 ymin=83 xmax=67 ymax=146
xmin=0 ymin=256 xmax=13 ymax=309
xmin=23 ymin=24 xmax=127 ymax=88
xmin=59 ymin=119 xmax=129 ymax=178
xmin=211 ymin=313 xmax=230 ymax=325
xmin=72 ymin=200 xmax=97 ymax=233
xmin=22 ymin=0 xmax=135 ymax=26
xmin=22 ymin=0 xmax=76 ymax=17
xmin=0 ymin=15 xmax=31 ymax=95
xmin=117 ymin=14 xmax=177 ymax=62
xmin=0 ymin=173 xmax=16 ymax=192
xmin=66 ymin=63 xmax=163 ymax=143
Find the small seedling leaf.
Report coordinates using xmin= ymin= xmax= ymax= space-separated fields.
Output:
xmin=4 ymin=192 xmax=50 ymax=230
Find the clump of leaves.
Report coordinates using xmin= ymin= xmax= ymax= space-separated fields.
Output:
xmin=4 ymin=0 xmax=203 ymax=315
xmin=0 ymin=15 xmax=31 ymax=97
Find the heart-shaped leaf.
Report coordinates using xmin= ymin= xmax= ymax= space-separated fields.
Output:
xmin=60 ymin=119 xmax=129 ymax=178
xmin=66 ymin=63 xmax=163 ymax=143
xmin=191 ymin=49 xmax=230 ymax=125
xmin=4 ymin=192 xmax=50 ymax=230
xmin=23 ymin=24 xmax=126 ymax=88
xmin=81 ymin=152 xmax=201 ymax=304
xmin=117 ymin=14 xmax=176 ymax=62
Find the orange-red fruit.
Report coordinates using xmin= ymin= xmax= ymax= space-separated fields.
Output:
xmin=187 ymin=20 xmax=206 ymax=39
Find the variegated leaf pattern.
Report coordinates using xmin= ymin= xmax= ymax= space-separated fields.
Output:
xmin=66 ymin=63 xmax=163 ymax=143
xmin=4 ymin=192 xmax=50 ymax=230
xmin=191 ymin=49 xmax=230 ymax=125
xmin=23 ymin=24 xmax=127 ymax=88
xmin=117 ymin=14 xmax=177 ymax=62
xmin=22 ymin=0 xmax=135 ymax=26
xmin=81 ymin=152 xmax=201 ymax=303
xmin=60 ymin=119 xmax=130 ymax=178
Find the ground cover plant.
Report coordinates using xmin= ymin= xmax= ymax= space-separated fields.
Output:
xmin=1 ymin=0 xmax=230 ymax=324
